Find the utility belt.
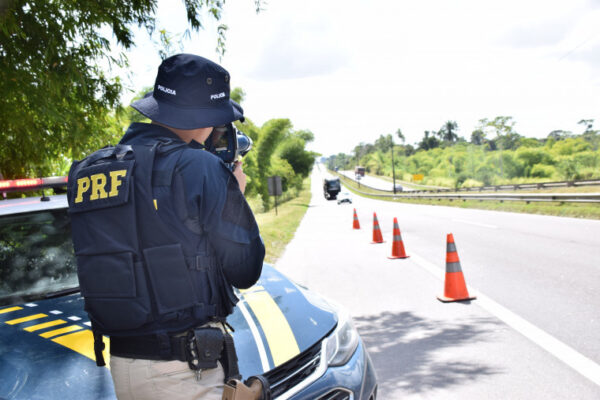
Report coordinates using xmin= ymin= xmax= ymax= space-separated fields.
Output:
xmin=110 ymin=326 xmax=272 ymax=399
xmin=110 ymin=324 xmax=241 ymax=382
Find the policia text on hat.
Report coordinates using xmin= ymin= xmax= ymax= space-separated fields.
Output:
xmin=67 ymin=54 xmax=268 ymax=400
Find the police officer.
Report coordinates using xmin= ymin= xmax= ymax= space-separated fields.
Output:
xmin=68 ymin=54 xmax=265 ymax=400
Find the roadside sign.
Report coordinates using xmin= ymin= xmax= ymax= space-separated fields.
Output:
xmin=267 ymin=176 xmax=282 ymax=196
xmin=413 ymin=174 xmax=424 ymax=182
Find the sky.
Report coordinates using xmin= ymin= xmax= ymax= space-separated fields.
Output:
xmin=115 ymin=0 xmax=600 ymax=156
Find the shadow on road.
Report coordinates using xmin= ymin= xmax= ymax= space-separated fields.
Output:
xmin=354 ymin=310 xmax=502 ymax=396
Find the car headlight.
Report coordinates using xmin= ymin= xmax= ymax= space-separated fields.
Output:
xmin=324 ymin=308 xmax=359 ymax=367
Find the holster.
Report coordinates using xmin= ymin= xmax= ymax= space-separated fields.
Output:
xmin=222 ymin=376 xmax=271 ymax=400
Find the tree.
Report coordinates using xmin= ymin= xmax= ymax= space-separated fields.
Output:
xmin=277 ymin=134 xmax=315 ymax=179
xmin=295 ymin=130 xmax=315 ymax=143
xmin=254 ymin=119 xmax=292 ymax=208
xmin=0 ymin=1 xmax=258 ymax=179
xmin=396 ymin=128 xmax=405 ymax=143
xmin=439 ymin=121 xmax=459 ymax=143
xmin=480 ymin=116 xmax=522 ymax=151
xmin=547 ymin=130 xmax=570 ymax=141
xmin=471 ymin=129 xmax=486 ymax=145
xmin=374 ymin=134 xmax=393 ymax=153
xmin=418 ymin=131 xmax=440 ymax=151
xmin=230 ymin=87 xmax=247 ymax=104
xmin=578 ymin=119 xmax=595 ymax=134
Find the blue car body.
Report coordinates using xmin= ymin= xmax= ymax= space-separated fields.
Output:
xmin=0 ymin=193 xmax=377 ymax=400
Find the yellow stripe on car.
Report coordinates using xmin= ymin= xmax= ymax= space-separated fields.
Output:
xmin=25 ymin=319 xmax=67 ymax=332
xmin=52 ymin=330 xmax=111 ymax=367
xmin=5 ymin=313 xmax=47 ymax=325
xmin=241 ymin=286 xmax=300 ymax=367
xmin=40 ymin=325 xmax=82 ymax=338
xmin=0 ymin=306 xmax=23 ymax=314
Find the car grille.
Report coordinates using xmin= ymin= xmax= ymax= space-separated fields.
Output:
xmin=264 ymin=339 xmax=323 ymax=398
xmin=317 ymin=389 xmax=353 ymax=400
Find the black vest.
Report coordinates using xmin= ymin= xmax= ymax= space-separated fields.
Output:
xmin=67 ymin=142 xmax=237 ymax=338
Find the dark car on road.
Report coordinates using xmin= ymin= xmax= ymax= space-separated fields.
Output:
xmin=337 ymin=192 xmax=353 ymax=205
xmin=0 ymin=177 xmax=377 ymax=400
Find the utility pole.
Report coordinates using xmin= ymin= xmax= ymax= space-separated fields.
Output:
xmin=391 ymin=135 xmax=397 ymax=194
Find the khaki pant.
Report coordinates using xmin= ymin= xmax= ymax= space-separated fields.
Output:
xmin=110 ymin=356 xmax=225 ymax=400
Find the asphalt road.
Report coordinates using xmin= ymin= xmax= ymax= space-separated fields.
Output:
xmin=276 ymin=165 xmax=600 ymax=399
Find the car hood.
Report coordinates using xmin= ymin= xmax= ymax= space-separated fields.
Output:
xmin=0 ymin=264 xmax=337 ymax=400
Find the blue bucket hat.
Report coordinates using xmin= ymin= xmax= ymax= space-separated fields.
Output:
xmin=131 ymin=54 xmax=244 ymax=129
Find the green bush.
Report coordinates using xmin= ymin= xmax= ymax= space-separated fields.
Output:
xmin=461 ymin=178 xmax=484 ymax=187
xmin=530 ymin=164 xmax=556 ymax=178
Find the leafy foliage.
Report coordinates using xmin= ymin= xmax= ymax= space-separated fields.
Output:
xmin=233 ymin=105 xmax=315 ymax=210
xmin=0 ymin=0 xmax=236 ymax=179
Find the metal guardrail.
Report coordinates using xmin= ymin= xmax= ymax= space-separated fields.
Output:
xmin=336 ymin=173 xmax=600 ymax=204
xmin=410 ymin=178 xmax=600 ymax=193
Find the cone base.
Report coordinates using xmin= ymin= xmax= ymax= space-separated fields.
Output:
xmin=371 ymin=241 xmax=385 ymax=244
xmin=388 ymin=255 xmax=410 ymax=259
xmin=437 ymin=295 xmax=476 ymax=303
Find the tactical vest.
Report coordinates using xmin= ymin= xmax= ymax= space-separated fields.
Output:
xmin=67 ymin=142 xmax=238 ymax=340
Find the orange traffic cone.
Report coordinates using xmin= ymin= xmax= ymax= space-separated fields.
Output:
xmin=388 ymin=218 xmax=409 ymax=259
xmin=437 ymin=233 xmax=476 ymax=302
xmin=352 ymin=209 xmax=361 ymax=230
xmin=371 ymin=213 xmax=385 ymax=244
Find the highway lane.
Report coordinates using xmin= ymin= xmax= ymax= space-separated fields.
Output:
xmin=276 ymin=165 xmax=600 ymax=399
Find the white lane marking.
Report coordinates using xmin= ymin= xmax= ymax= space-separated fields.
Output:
xmin=236 ymin=300 xmax=270 ymax=373
xmin=24 ymin=303 xmax=38 ymax=307
xmin=410 ymin=252 xmax=600 ymax=386
xmin=452 ymin=219 xmax=498 ymax=229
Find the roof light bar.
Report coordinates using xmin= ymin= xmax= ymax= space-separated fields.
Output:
xmin=0 ymin=176 xmax=68 ymax=193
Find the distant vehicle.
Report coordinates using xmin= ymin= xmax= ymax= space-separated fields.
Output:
xmin=323 ymin=178 xmax=341 ymax=200
xmin=334 ymin=166 xmax=339 ymax=172
xmin=337 ymin=191 xmax=352 ymax=205
xmin=354 ymin=166 xmax=365 ymax=177
xmin=394 ymin=184 xmax=403 ymax=192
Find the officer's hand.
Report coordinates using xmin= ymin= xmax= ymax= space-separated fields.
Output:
xmin=232 ymin=161 xmax=247 ymax=194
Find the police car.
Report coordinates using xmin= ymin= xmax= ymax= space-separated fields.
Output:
xmin=0 ymin=177 xmax=377 ymax=400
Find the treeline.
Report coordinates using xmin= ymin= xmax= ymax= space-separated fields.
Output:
xmin=327 ymin=117 xmax=600 ymax=188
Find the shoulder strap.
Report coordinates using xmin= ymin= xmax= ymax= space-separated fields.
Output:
xmin=92 ymin=325 xmax=106 ymax=367
xmin=78 ymin=144 xmax=133 ymax=169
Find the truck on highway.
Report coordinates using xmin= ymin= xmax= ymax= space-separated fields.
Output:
xmin=354 ymin=166 xmax=365 ymax=178
xmin=323 ymin=178 xmax=341 ymax=200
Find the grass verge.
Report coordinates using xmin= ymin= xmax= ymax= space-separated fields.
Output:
xmin=253 ymin=178 xmax=312 ymax=264
xmin=336 ymin=173 xmax=600 ymax=219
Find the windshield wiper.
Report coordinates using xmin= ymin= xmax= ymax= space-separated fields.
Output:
xmin=44 ymin=286 xmax=80 ymax=299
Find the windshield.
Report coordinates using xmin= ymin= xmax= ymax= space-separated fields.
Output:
xmin=0 ymin=209 xmax=78 ymax=306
